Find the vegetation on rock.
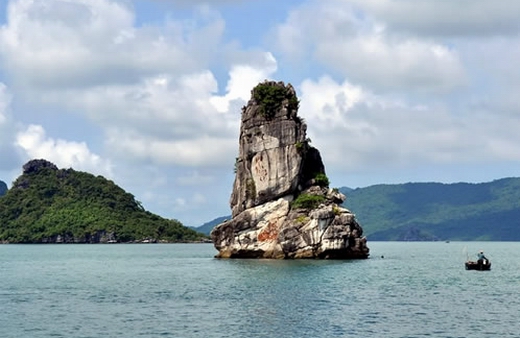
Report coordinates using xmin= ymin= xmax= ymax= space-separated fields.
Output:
xmin=295 ymin=137 xmax=312 ymax=155
xmin=314 ymin=173 xmax=330 ymax=188
xmin=0 ymin=159 xmax=207 ymax=243
xmin=291 ymin=193 xmax=326 ymax=210
xmin=252 ymin=82 xmax=299 ymax=119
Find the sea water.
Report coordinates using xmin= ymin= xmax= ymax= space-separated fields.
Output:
xmin=1 ymin=242 xmax=519 ymax=338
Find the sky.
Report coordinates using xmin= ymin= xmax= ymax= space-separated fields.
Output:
xmin=1 ymin=0 xmax=520 ymax=227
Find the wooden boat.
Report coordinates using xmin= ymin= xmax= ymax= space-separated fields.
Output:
xmin=465 ymin=259 xmax=491 ymax=271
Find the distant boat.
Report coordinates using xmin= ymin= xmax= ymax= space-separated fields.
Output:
xmin=465 ymin=259 xmax=491 ymax=271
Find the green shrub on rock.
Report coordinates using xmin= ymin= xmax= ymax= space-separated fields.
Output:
xmin=291 ymin=193 xmax=326 ymax=210
xmin=253 ymin=82 xmax=299 ymax=119
xmin=314 ymin=173 xmax=330 ymax=188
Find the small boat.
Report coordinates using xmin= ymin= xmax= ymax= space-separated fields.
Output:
xmin=465 ymin=259 xmax=491 ymax=271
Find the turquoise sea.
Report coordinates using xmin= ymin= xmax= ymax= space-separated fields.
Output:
xmin=1 ymin=242 xmax=519 ymax=338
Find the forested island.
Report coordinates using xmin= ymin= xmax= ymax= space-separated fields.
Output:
xmin=0 ymin=159 xmax=208 ymax=243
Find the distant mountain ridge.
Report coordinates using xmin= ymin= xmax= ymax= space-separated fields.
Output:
xmin=0 ymin=180 xmax=6 ymax=196
xmin=197 ymin=178 xmax=520 ymax=241
xmin=0 ymin=159 xmax=207 ymax=243
xmin=196 ymin=216 xmax=229 ymax=235
xmin=340 ymin=177 xmax=520 ymax=241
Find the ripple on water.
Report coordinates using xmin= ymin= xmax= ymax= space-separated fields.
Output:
xmin=1 ymin=243 xmax=520 ymax=338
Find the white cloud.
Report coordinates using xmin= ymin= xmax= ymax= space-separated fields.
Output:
xmin=0 ymin=82 xmax=23 ymax=172
xmin=105 ymin=128 xmax=237 ymax=167
xmin=318 ymin=34 xmax=465 ymax=93
xmin=0 ymin=0 xmax=225 ymax=89
xmin=0 ymin=83 xmax=10 ymax=124
xmin=22 ymin=55 xmax=279 ymax=168
xmin=273 ymin=0 xmax=466 ymax=92
xmin=298 ymin=76 xmax=520 ymax=175
xmin=149 ymin=0 xmax=245 ymax=5
xmin=210 ymin=53 xmax=277 ymax=113
xmin=176 ymin=170 xmax=214 ymax=186
xmin=2 ymin=0 xmax=520 ymax=227
xmin=351 ymin=0 xmax=520 ymax=37
xmin=299 ymin=76 xmax=365 ymax=126
xmin=32 ymin=70 xmax=244 ymax=168
xmin=0 ymin=0 xmax=278 ymax=171
xmin=269 ymin=1 xmax=520 ymax=187
xmin=59 ymin=71 xmax=223 ymax=131
xmin=15 ymin=124 xmax=113 ymax=176
xmin=170 ymin=192 xmax=208 ymax=215
xmin=192 ymin=192 xmax=206 ymax=205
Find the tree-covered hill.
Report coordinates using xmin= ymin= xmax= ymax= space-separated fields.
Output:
xmin=341 ymin=178 xmax=520 ymax=241
xmin=0 ymin=159 xmax=208 ymax=243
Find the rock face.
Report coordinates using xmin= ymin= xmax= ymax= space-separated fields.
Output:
xmin=211 ymin=81 xmax=369 ymax=259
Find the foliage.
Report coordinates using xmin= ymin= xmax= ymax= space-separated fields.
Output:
xmin=291 ymin=193 xmax=326 ymax=210
xmin=340 ymin=178 xmax=520 ymax=241
xmin=287 ymin=95 xmax=299 ymax=112
xmin=295 ymin=138 xmax=312 ymax=155
xmin=0 ymin=161 xmax=208 ymax=243
xmin=253 ymin=82 xmax=299 ymax=119
xmin=295 ymin=142 xmax=305 ymax=152
xmin=314 ymin=173 xmax=330 ymax=188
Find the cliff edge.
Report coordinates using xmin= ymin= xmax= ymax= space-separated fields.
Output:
xmin=211 ymin=81 xmax=369 ymax=259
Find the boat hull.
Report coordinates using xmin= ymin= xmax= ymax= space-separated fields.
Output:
xmin=465 ymin=260 xmax=491 ymax=271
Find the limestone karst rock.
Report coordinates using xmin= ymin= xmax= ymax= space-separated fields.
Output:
xmin=211 ymin=81 xmax=369 ymax=259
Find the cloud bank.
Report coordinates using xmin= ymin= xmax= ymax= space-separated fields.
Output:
xmin=1 ymin=0 xmax=520 ymax=226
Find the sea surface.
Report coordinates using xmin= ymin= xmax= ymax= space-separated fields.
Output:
xmin=1 ymin=242 xmax=519 ymax=338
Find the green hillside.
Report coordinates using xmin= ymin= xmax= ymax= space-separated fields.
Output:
xmin=0 ymin=159 xmax=208 ymax=243
xmin=341 ymin=178 xmax=520 ymax=241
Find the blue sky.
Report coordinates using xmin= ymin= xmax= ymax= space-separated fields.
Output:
xmin=1 ymin=0 xmax=520 ymax=227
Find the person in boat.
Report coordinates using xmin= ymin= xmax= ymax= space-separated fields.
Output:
xmin=477 ymin=250 xmax=487 ymax=263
